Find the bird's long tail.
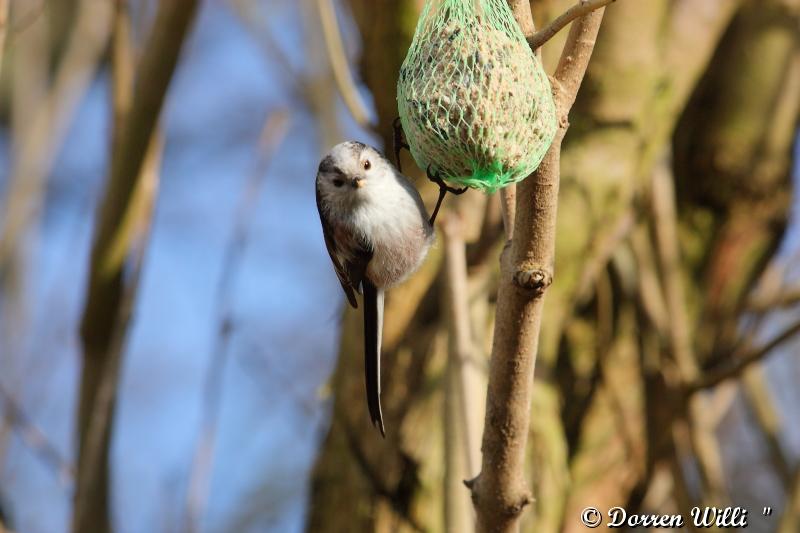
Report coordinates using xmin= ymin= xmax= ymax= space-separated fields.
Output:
xmin=363 ymin=279 xmax=385 ymax=437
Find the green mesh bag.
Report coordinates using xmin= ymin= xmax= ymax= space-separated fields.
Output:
xmin=397 ymin=0 xmax=557 ymax=193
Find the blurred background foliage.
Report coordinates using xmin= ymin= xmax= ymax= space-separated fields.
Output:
xmin=0 ymin=0 xmax=798 ymax=532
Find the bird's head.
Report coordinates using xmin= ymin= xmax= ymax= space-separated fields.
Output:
xmin=316 ymin=141 xmax=393 ymax=203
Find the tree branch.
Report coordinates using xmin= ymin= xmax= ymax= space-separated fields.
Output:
xmin=0 ymin=384 xmax=74 ymax=487
xmin=0 ymin=0 xmax=111 ymax=283
xmin=469 ymin=4 xmax=607 ymax=532
xmin=747 ymin=286 xmax=800 ymax=313
xmin=528 ymin=0 xmax=617 ymax=51
xmin=183 ymin=109 xmax=289 ymax=533
xmin=499 ymin=184 xmax=516 ymax=240
xmin=651 ymin=156 xmax=728 ymax=505
xmin=442 ymin=212 xmax=480 ymax=532
xmin=316 ymin=0 xmax=373 ymax=126
xmin=73 ymin=2 xmax=198 ymax=532
xmin=691 ymin=319 xmax=800 ymax=391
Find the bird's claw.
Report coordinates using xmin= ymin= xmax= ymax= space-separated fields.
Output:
xmin=426 ymin=164 xmax=468 ymax=195
xmin=426 ymin=165 xmax=468 ymax=225
xmin=392 ymin=117 xmax=410 ymax=173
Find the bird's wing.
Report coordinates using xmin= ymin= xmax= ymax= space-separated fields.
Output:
xmin=316 ymin=185 xmax=370 ymax=308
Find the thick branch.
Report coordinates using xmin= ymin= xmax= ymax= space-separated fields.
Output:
xmin=73 ymin=2 xmax=197 ymax=532
xmin=470 ymin=4 xmax=606 ymax=532
xmin=528 ymin=0 xmax=616 ymax=50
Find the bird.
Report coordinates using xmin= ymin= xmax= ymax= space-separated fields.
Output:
xmin=315 ymin=141 xmax=435 ymax=436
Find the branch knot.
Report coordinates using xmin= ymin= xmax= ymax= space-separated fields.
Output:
xmin=509 ymin=492 xmax=534 ymax=516
xmin=513 ymin=268 xmax=553 ymax=296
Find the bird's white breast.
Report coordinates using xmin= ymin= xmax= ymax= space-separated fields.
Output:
xmin=349 ymin=176 xmax=433 ymax=288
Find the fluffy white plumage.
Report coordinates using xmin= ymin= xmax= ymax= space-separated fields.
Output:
xmin=315 ymin=141 xmax=433 ymax=436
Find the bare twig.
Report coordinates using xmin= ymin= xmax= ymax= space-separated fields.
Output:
xmin=499 ymin=184 xmax=516 ymax=240
xmin=747 ymin=286 xmax=800 ymax=313
xmin=779 ymin=466 xmax=800 ymax=533
xmin=573 ymin=207 xmax=636 ymax=305
xmin=442 ymin=212 xmax=482 ymax=477
xmin=630 ymin=226 xmax=670 ymax=335
xmin=443 ymin=214 xmax=477 ymax=533
xmin=0 ymin=384 xmax=74 ymax=487
xmin=466 ymin=194 xmax=504 ymax=268
xmin=316 ymin=0 xmax=372 ymax=126
xmin=468 ymin=3 xmax=607 ymax=530
xmin=651 ymin=159 xmax=696 ymax=381
xmin=7 ymin=0 xmax=44 ymax=35
xmin=183 ymin=110 xmax=290 ymax=533
xmin=0 ymin=0 xmax=9 ymax=75
xmin=0 ymin=0 xmax=111 ymax=279
xmin=741 ymin=368 xmax=793 ymax=489
xmin=691 ymin=319 xmax=800 ymax=391
xmin=651 ymin=157 xmax=728 ymax=505
xmin=528 ymin=0 xmax=617 ymax=50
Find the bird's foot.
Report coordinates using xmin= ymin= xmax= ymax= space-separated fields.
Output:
xmin=392 ymin=117 xmax=410 ymax=173
xmin=426 ymin=165 xmax=468 ymax=225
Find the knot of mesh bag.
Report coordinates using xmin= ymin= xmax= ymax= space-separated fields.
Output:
xmin=397 ymin=0 xmax=557 ymax=193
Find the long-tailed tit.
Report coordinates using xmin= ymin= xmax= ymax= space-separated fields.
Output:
xmin=316 ymin=141 xmax=434 ymax=436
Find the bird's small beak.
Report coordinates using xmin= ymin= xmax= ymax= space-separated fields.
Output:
xmin=351 ymin=177 xmax=365 ymax=189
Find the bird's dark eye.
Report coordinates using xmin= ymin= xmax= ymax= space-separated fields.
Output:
xmin=332 ymin=178 xmax=344 ymax=187
xmin=363 ymin=159 xmax=371 ymax=171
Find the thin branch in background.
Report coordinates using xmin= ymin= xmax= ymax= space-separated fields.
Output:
xmin=1 ymin=0 xmax=51 ymax=348
xmin=527 ymin=0 xmax=617 ymax=50
xmin=442 ymin=208 xmax=486 ymax=532
xmin=316 ymin=0 xmax=373 ymax=127
xmin=741 ymin=368 xmax=793 ymax=490
xmin=0 ymin=185 xmax=98 ymax=486
xmin=7 ymin=0 xmax=44 ymax=36
xmin=630 ymin=226 xmax=670 ymax=336
xmin=650 ymin=158 xmax=696 ymax=382
xmin=595 ymin=272 xmax=641 ymax=471
xmin=499 ymin=184 xmax=516 ymax=240
xmin=747 ymin=286 xmax=800 ymax=313
xmin=0 ymin=384 xmax=74 ymax=487
xmin=779 ymin=466 xmax=800 ymax=533
xmin=229 ymin=0 xmax=306 ymax=99
xmin=692 ymin=319 xmax=800 ymax=391
xmin=650 ymin=156 xmax=728 ymax=506
xmin=0 ymin=0 xmax=13 ymax=474
xmin=573 ymin=207 xmax=636 ymax=306
xmin=669 ymin=419 xmax=703 ymax=531
xmin=0 ymin=0 xmax=8 ymax=75
xmin=183 ymin=110 xmax=290 ymax=533
xmin=237 ymin=341 xmax=320 ymax=417
xmin=735 ymin=251 xmax=800 ymax=355
xmin=0 ymin=0 xmax=112 ymax=279
xmin=466 ymin=194 xmax=503 ymax=269
xmin=704 ymin=381 xmax=738 ymax=429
